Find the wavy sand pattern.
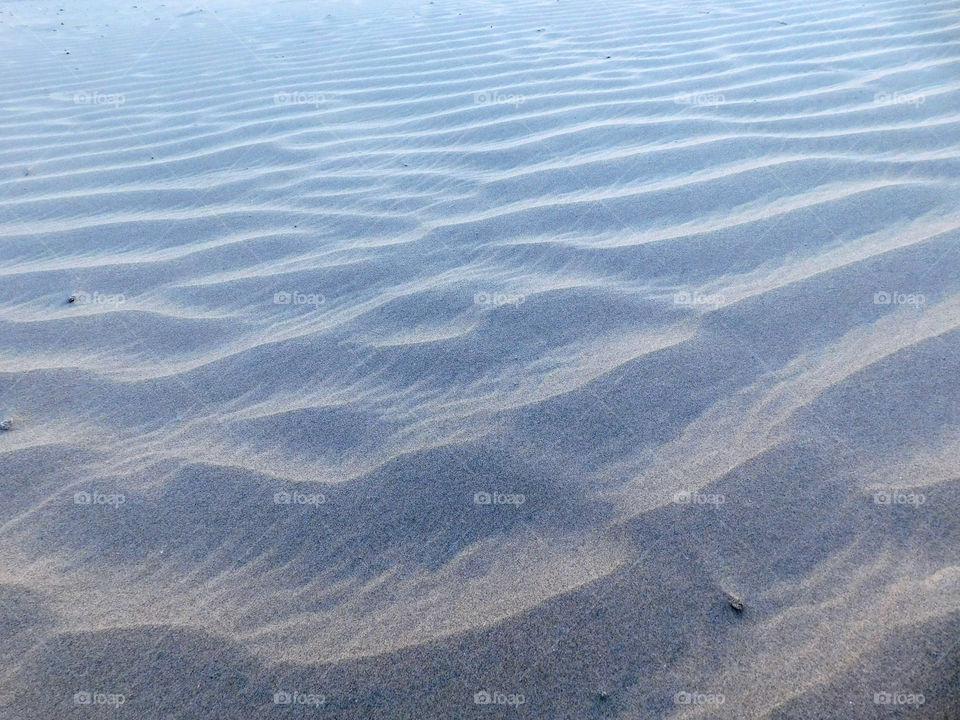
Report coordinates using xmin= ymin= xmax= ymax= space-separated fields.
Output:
xmin=1 ymin=0 xmax=959 ymax=717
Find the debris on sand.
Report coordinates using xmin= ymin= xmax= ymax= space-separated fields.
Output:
xmin=0 ymin=419 xmax=13 ymax=432
xmin=726 ymin=593 xmax=745 ymax=613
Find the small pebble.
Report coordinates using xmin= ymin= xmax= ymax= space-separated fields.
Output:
xmin=0 ymin=419 xmax=13 ymax=432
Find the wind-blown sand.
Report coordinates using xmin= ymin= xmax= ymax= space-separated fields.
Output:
xmin=1 ymin=0 xmax=959 ymax=717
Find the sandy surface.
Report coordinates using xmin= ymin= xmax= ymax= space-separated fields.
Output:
xmin=1 ymin=0 xmax=959 ymax=717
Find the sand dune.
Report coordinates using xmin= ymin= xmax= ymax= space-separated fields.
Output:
xmin=1 ymin=0 xmax=958 ymax=717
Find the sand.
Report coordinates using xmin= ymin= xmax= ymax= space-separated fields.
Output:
xmin=1 ymin=0 xmax=959 ymax=717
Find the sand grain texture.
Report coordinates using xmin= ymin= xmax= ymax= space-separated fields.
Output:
xmin=1 ymin=0 xmax=959 ymax=717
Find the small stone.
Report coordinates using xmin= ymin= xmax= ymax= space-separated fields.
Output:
xmin=727 ymin=594 xmax=745 ymax=613
xmin=68 ymin=295 xmax=76 ymax=303
xmin=0 ymin=419 xmax=13 ymax=432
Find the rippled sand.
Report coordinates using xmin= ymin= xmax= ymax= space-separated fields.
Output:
xmin=1 ymin=0 xmax=959 ymax=717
